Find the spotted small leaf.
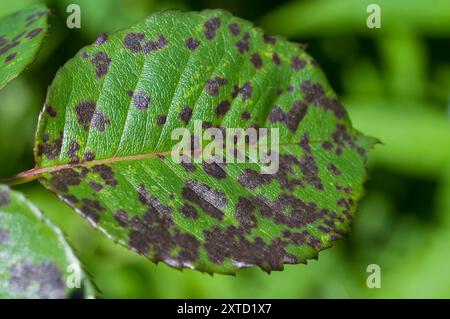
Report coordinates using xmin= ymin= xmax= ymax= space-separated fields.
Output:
xmin=0 ymin=185 xmax=94 ymax=298
xmin=0 ymin=5 xmax=48 ymax=90
xmin=28 ymin=10 xmax=376 ymax=274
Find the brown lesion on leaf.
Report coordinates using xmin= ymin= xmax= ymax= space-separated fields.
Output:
xmin=269 ymin=100 xmax=308 ymax=133
xmin=61 ymin=195 xmax=80 ymax=205
xmin=180 ymin=106 xmax=193 ymax=124
xmin=181 ymin=179 xmax=228 ymax=220
xmin=235 ymin=197 xmax=259 ymax=232
xmin=185 ymin=37 xmax=200 ymax=51
xmin=142 ymin=35 xmax=167 ymax=54
xmin=88 ymin=181 xmax=103 ymax=191
xmin=9 ymin=260 xmax=65 ymax=299
xmin=48 ymin=167 xmax=87 ymax=192
xmin=0 ymin=187 xmax=11 ymax=207
xmin=300 ymin=81 xmax=347 ymax=119
xmin=91 ymin=52 xmax=111 ymax=78
xmin=334 ymin=183 xmax=352 ymax=196
xmin=180 ymin=156 xmax=196 ymax=172
xmin=75 ymin=101 xmax=96 ymax=130
xmin=44 ymin=105 xmax=57 ymax=117
xmin=0 ymin=228 xmax=9 ymax=244
xmin=92 ymin=111 xmax=110 ymax=132
xmin=204 ymin=17 xmax=221 ymax=40
xmin=37 ymin=132 xmax=63 ymax=160
xmin=263 ymin=34 xmax=277 ymax=45
xmin=203 ymin=225 xmax=297 ymax=271
xmin=157 ymin=115 xmax=166 ymax=125
xmin=25 ymin=28 xmax=43 ymax=39
xmin=215 ymin=100 xmax=231 ymax=117
xmin=180 ymin=204 xmax=198 ymax=219
xmin=79 ymin=198 xmax=105 ymax=223
xmin=228 ymin=23 xmax=240 ymax=36
xmin=250 ymin=53 xmax=263 ymax=69
xmin=330 ymin=124 xmax=360 ymax=156
xmin=291 ymin=56 xmax=306 ymax=71
xmin=282 ymin=230 xmax=322 ymax=250
xmin=92 ymin=165 xmax=117 ymax=187
xmin=236 ymin=32 xmax=250 ymax=53
xmin=115 ymin=191 xmax=200 ymax=266
xmin=206 ymin=76 xmax=227 ymax=96
xmin=94 ymin=33 xmax=108 ymax=45
xmin=25 ymin=10 xmax=47 ymax=27
xmin=4 ymin=53 xmax=16 ymax=63
xmin=299 ymin=134 xmax=324 ymax=190
xmin=241 ymin=111 xmax=251 ymax=120
xmin=327 ymin=163 xmax=341 ymax=176
xmin=123 ymin=32 xmax=168 ymax=54
xmin=202 ymin=162 xmax=227 ymax=180
xmin=129 ymin=91 xmax=151 ymax=111
xmin=231 ymin=82 xmax=252 ymax=101
xmin=82 ymin=150 xmax=96 ymax=162
xmin=67 ymin=140 xmax=80 ymax=163
xmin=238 ymin=168 xmax=273 ymax=190
xmin=271 ymin=53 xmax=281 ymax=65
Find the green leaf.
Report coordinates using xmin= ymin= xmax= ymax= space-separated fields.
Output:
xmin=28 ymin=9 xmax=375 ymax=274
xmin=0 ymin=5 xmax=49 ymax=90
xmin=0 ymin=185 xmax=94 ymax=298
xmin=261 ymin=0 xmax=450 ymax=37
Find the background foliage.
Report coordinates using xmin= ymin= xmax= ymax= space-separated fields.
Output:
xmin=0 ymin=0 xmax=449 ymax=298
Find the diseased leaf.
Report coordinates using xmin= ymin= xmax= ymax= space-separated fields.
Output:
xmin=0 ymin=5 xmax=48 ymax=90
xmin=28 ymin=10 xmax=376 ymax=274
xmin=0 ymin=185 xmax=94 ymax=298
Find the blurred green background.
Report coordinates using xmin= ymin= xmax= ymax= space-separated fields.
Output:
xmin=1 ymin=0 xmax=450 ymax=298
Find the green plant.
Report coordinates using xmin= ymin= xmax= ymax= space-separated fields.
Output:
xmin=0 ymin=6 xmax=376 ymax=297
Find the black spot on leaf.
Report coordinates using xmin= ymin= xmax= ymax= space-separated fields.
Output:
xmin=185 ymin=37 xmax=200 ymax=51
xmin=25 ymin=28 xmax=43 ymax=39
xmin=9 ymin=261 xmax=65 ymax=299
xmin=0 ymin=188 xmax=11 ymax=207
xmin=0 ymin=228 xmax=9 ymax=244
xmin=215 ymin=100 xmax=230 ymax=117
xmin=182 ymin=179 xmax=227 ymax=220
xmin=180 ymin=204 xmax=198 ymax=219
xmin=4 ymin=53 xmax=16 ymax=62
xmin=92 ymin=165 xmax=117 ymax=187
xmin=250 ymin=53 xmax=263 ymax=69
xmin=180 ymin=107 xmax=192 ymax=124
xmin=204 ymin=17 xmax=221 ymax=40
xmin=236 ymin=32 xmax=250 ymax=53
xmin=203 ymin=162 xmax=227 ymax=180
xmin=206 ymin=76 xmax=227 ymax=96
xmin=75 ymin=101 xmax=96 ymax=130
xmin=67 ymin=140 xmax=80 ymax=163
xmin=123 ymin=32 xmax=145 ymax=52
xmin=291 ymin=56 xmax=306 ymax=71
xmin=132 ymin=91 xmax=151 ymax=110
xmin=91 ymin=52 xmax=111 ymax=78
xmin=263 ymin=34 xmax=276 ymax=44
xmin=157 ymin=115 xmax=166 ymax=125
xmin=44 ymin=105 xmax=57 ymax=117
xmin=228 ymin=23 xmax=240 ymax=36
xmin=92 ymin=111 xmax=110 ymax=131
xmin=95 ymin=33 xmax=108 ymax=45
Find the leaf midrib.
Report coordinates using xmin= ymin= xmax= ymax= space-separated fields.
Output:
xmin=2 ymin=139 xmax=332 ymax=184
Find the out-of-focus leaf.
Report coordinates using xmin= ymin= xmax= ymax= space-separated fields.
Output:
xmin=0 ymin=5 xmax=49 ymax=90
xmin=346 ymin=100 xmax=450 ymax=177
xmin=57 ymin=0 xmax=188 ymax=40
xmin=0 ymin=185 xmax=94 ymax=298
xmin=17 ymin=10 xmax=375 ymax=274
xmin=377 ymin=28 xmax=427 ymax=100
xmin=261 ymin=0 xmax=450 ymax=37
